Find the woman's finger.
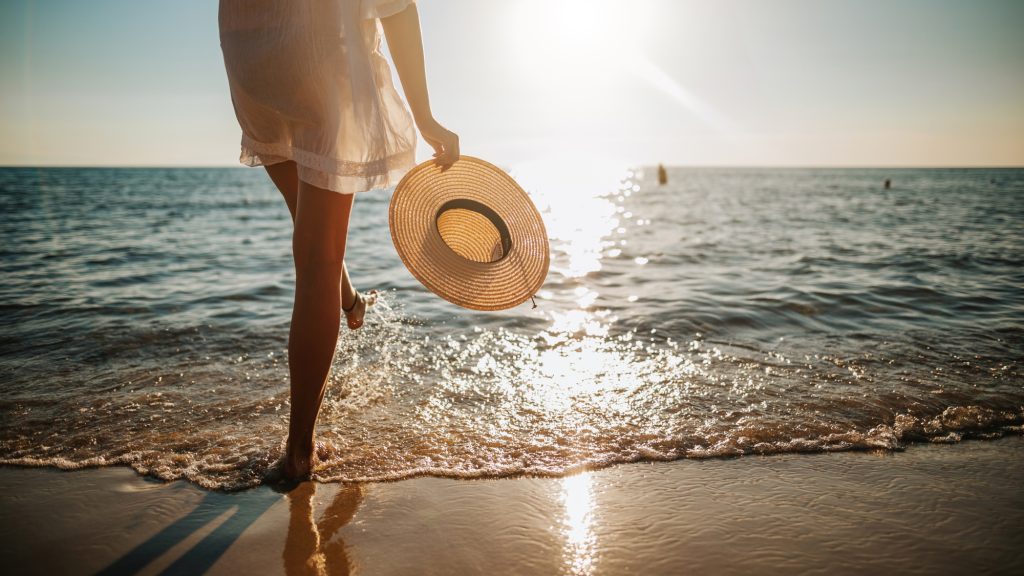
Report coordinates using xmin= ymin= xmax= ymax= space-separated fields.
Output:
xmin=449 ymin=133 xmax=460 ymax=164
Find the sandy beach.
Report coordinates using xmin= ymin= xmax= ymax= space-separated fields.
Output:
xmin=1 ymin=436 xmax=1021 ymax=575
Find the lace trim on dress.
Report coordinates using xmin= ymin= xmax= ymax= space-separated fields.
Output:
xmin=240 ymin=134 xmax=414 ymax=179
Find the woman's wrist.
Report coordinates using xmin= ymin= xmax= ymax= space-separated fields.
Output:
xmin=413 ymin=111 xmax=435 ymax=128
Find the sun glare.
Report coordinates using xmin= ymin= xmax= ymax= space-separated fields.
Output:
xmin=503 ymin=0 xmax=653 ymax=82
xmin=503 ymin=1 xmax=737 ymax=136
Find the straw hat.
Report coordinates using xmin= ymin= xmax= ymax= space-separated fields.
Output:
xmin=389 ymin=156 xmax=550 ymax=311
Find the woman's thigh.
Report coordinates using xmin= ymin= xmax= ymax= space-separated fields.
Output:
xmin=292 ymin=181 xmax=354 ymax=269
xmin=265 ymin=161 xmax=299 ymax=220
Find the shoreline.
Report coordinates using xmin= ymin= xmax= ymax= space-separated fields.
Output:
xmin=2 ymin=423 xmax=1021 ymax=489
xmin=1 ymin=436 xmax=1022 ymax=575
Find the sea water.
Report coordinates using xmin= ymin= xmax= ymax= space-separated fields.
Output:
xmin=0 ymin=166 xmax=1021 ymax=489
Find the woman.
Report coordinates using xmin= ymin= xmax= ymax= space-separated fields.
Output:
xmin=219 ymin=0 xmax=459 ymax=480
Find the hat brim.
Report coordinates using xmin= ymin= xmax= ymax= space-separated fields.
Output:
xmin=389 ymin=156 xmax=550 ymax=311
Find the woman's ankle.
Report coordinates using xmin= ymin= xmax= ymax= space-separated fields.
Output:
xmin=285 ymin=432 xmax=314 ymax=460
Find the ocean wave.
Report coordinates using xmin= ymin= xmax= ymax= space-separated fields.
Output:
xmin=2 ymin=405 xmax=1020 ymax=491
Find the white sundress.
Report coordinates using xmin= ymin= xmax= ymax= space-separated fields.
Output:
xmin=218 ymin=0 xmax=418 ymax=194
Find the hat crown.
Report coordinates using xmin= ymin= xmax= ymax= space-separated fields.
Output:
xmin=435 ymin=198 xmax=511 ymax=264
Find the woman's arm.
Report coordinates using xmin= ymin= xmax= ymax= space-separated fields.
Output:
xmin=381 ymin=4 xmax=460 ymax=168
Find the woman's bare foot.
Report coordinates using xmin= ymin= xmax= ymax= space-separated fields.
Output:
xmin=342 ymin=289 xmax=377 ymax=330
xmin=283 ymin=455 xmax=311 ymax=480
xmin=282 ymin=438 xmax=314 ymax=480
xmin=281 ymin=440 xmax=339 ymax=480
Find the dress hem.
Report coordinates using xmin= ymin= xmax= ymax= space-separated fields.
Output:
xmin=239 ymin=136 xmax=416 ymax=194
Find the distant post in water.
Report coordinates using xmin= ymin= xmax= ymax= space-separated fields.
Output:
xmin=657 ymin=163 xmax=668 ymax=185
xmin=884 ymin=178 xmax=891 ymax=189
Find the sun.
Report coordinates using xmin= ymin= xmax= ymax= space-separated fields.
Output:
xmin=502 ymin=0 xmax=652 ymax=77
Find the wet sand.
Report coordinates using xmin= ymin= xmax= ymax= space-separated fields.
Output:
xmin=1 ymin=437 xmax=1022 ymax=575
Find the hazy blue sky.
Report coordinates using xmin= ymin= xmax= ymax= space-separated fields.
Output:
xmin=2 ymin=0 xmax=1022 ymax=167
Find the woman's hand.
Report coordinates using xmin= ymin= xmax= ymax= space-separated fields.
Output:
xmin=418 ymin=117 xmax=459 ymax=169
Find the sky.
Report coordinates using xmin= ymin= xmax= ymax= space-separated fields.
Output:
xmin=1 ymin=0 xmax=1022 ymax=168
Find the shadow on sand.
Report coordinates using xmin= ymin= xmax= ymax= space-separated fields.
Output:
xmin=95 ymin=482 xmax=363 ymax=576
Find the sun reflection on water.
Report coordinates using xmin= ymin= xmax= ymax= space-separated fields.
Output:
xmin=511 ymin=160 xmax=632 ymax=281
xmin=412 ymin=161 xmax=666 ymax=477
xmin=510 ymin=161 xmax=643 ymax=427
xmin=561 ymin=472 xmax=597 ymax=575
xmin=521 ymin=337 xmax=642 ymax=416
xmin=545 ymin=309 xmax=613 ymax=339
xmin=546 ymin=192 xmax=618 ymax=280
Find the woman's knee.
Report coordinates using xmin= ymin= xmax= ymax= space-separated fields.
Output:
xmin=292 ymin=232 xmax=345 ymax=272
xmin=292 ymin=182 xmax=353 ymax=272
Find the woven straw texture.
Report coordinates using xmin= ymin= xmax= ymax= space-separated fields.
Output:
xmin=389 ymin=156 xmax=550 ymax=311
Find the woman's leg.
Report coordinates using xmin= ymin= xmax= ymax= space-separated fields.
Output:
xmin=284 ymin=181 xmax=354 ymax=478
xmin=265 ymin=161 xmax=299 ymax=221
xmin=265 ymin=162 xmax=363 ymax=321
